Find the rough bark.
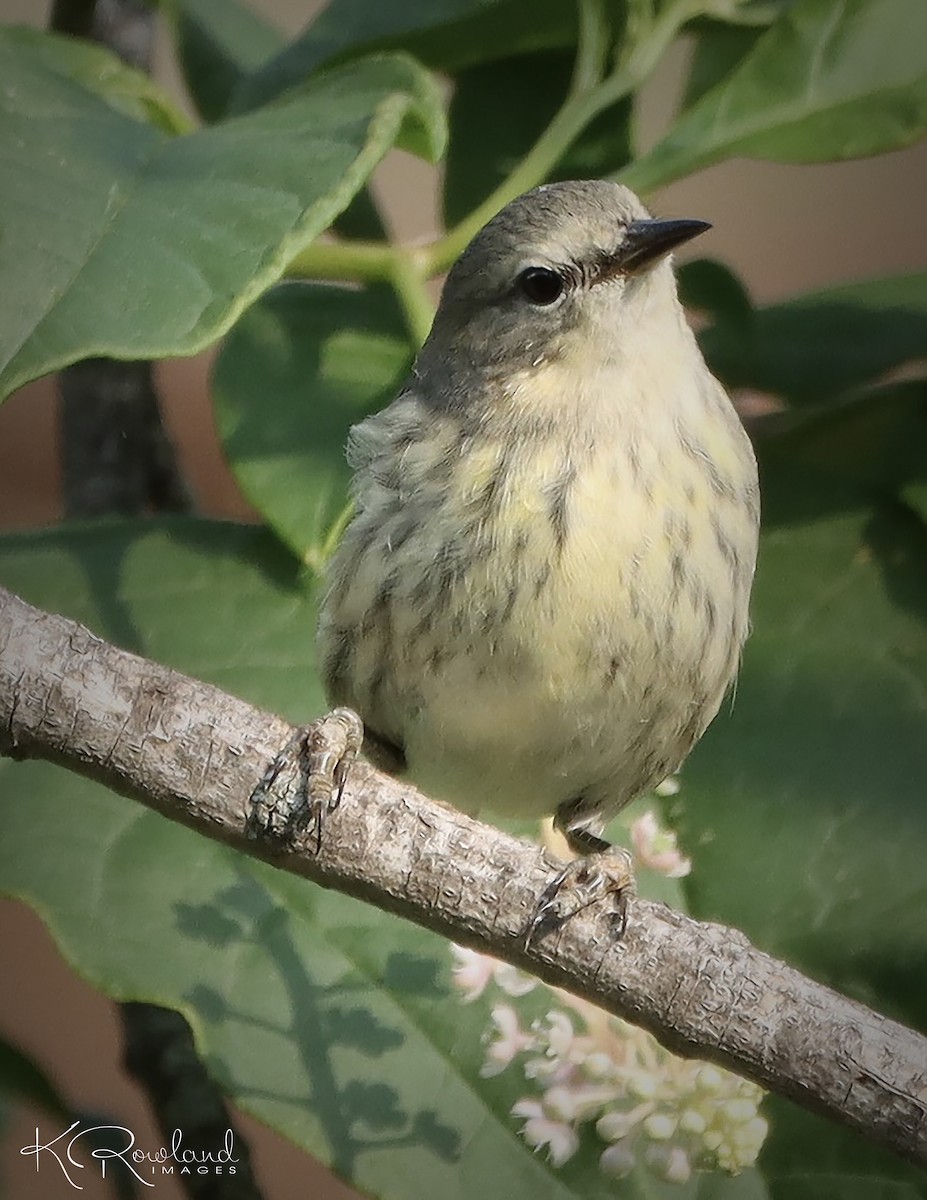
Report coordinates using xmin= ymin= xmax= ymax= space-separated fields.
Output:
xmin=1 ymin=584 xmax=926 ymax=1168
xmin=58 ymin=360 xmax=189 ymax=518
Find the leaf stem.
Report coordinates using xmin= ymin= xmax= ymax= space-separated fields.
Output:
xmin=420 ymin=0 xmax=614 ymax=275
xmin=571 ymin=0 xmax=611 ymax=96
xmin=707 ymin=0 xmax=783 ymax=26
xmin=289 ymin=0 xmax=702 ymax=292
xmin=286 ymin=238 xmax=396 ymax=283
xmin=390 ymin=250 xmax=436 ymax=347
xmin=420 ymin=0 xmax=699 ymax=275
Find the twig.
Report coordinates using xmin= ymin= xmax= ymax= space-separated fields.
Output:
xmin=120 ymin=1004 xmax=262 ymax=1200
xmin=1 ymin=584 xmax=925 ymax=1168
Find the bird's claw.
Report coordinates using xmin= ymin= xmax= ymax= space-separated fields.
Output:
xmin=526 ymin=847 xmax=634 ymax=948
xmin=247 ymin=707 xmax=363 ymax=852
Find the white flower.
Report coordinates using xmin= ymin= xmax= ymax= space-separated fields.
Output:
xmin=597 ymin=1106 xmax=651 ymax=1142
xmin=644 ymin=1112 xmax=677 ymax=1140
xmin=679 ymin=1108 xmax=707 ymax=1135
xmin=583 ymin=1051 xmax=616 ymax=1080
xmin=493 ymin=961 xmax=537 ymax=997
xmin=645 ymin=1144 xmax=692 ymax=1184
xmin=512 ymin=1100 xmax=579 ymax=1167
xmin=450 ymin=945 xmax=495 ymax=1002
xmin=544 ymin=1083 xmax=620 ymax=1123
xmin=600 ymin=1140 xmax=636 ymax=1179
xmin=630 ymin=810 xmax=692 ymax=878
xmin=542 ymin=1010 xmax=577 ymax=1058
xmin=448 ymin=928 xmax=769 ymax=1182
xmin=481 ymin=1004 xmax=533 ymax=1077
xmin=664 ymin=1146 xmax=692 ymax=1184
xmin=450 ymin=945 xmax=537 ymax=1002
xmin=695 ymin=1066 xmax=725 ymax=1094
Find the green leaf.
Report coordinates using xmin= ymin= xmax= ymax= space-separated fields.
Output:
xmin=762 ymin=1098 xmax=927 ymax=1196
xmin=903 ymin=480 xmax=927 ymax=526
xmin=699 ymin=272 xmax=927 ymax=406
xmin=0 ymin=521 xmax=313 ymax=711
xmin=0 ymin=29 xmax=444 ymax=401
xmin=677 ymin=258 xmax=753 ymax=333
xmin=2 ymin=23 xmax=189 ymax=134
xmin=681 ymin=22 xmax=764 ymax=112
xmin=757 ymin=379 xmax=927 ymax=497
xmin=212 ymin=283 xmax=413 ymax=567
xmin=761 ymin=1086 xmax=927 ymax=1195
xmin=675 ymin=465 xmax=927 ymax=1032
xmin=758 ymin=1099 xmax=927 ymax=1190
xmin=232 ymin=0 xmax=577 ymax=112
xmin=166 ymin=0 xmax=286 ymax=121
xmin=767 ymin=1176 xmax=923 ymax=1200
xmin=443 ymin=52 xmax=631 ymax=227
xmin=0 ymin=517 xmax=738 ymax=1200
xmin=692 ymin=0 xmax=796 ymax=29
xmin=674 ymin=462 xmax=927 ymax=1188
xmin=623 ymin=0 xmax=927 ymax=194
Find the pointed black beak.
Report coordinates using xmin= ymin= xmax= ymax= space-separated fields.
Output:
xmin=615 ymin=218 xmax=711 ymax=274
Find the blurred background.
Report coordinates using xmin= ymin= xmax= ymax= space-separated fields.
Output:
xmin=1 ymin=1 xmax=925 ymax=1195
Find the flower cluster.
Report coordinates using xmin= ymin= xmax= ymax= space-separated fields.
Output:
xmin=450 ymin=805 xmax=767 ymax=1183
xmin=629 ymin=804 xmax=691 ymax=878
xmin=452 ymin=947 xmax=767 ymax=1182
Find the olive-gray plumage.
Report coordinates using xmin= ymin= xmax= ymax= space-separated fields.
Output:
xmin=318 ymin=180 xmax=759 ymax=840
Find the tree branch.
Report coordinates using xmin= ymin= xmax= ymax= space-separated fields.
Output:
xmin=1 ymin=585 xmax=925 ymax=1168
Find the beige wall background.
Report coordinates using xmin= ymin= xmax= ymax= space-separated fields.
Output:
xmin=1 ymin=2 xmax=925 ymax=1196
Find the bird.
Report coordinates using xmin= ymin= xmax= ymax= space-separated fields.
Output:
xmin=313 ymin=178 xmax=760 ymax=934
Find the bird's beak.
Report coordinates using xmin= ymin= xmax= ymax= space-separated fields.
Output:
xmin=614 ymin=218 xmax=711 ymax=274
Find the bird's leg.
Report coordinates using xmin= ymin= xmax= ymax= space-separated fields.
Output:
xmin=526 ymin=805 xmax=635 ymax=947
xmin=247 ymin=707 xmax=363 ymax=852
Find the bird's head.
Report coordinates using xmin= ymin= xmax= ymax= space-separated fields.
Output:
xmin=420 ymin=179 xmax=709 ymax=388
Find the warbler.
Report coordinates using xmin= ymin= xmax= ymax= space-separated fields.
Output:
xmin=316 ymin=179 xmax=759 ymax=927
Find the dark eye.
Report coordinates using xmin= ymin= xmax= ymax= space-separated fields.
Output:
xmin=517 ymin=266 xmax=564 ymax=306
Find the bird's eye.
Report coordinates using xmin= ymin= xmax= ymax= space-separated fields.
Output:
xmin=517 ymin=266 xmax=564 ymax=306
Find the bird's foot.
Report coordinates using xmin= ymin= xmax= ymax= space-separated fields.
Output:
xmin=247 ymin=707 xmax=363 ymax=852
xmin=526 ymin=843 xmax=635 ymax=948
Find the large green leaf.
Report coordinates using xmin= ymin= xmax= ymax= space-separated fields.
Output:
xmin=0 ymin=22 xmax=190 ymax=133
xmin=212 ymin=283 xmax=413 ymax=567
xmin=767 ymin=1173 xmax=922 ymax=1200
xmin=675 ymin=465 xmax=927 ymax=1189
xmin=675 ymin=467 xmax=927 ymax=1030
xmin=757 ymin=379 xmax=927 ymax=498
xmin=0 ymin=519 xmax=764 ymax=1200
xmin=677 ymin=258 xmax=754 ymax=333
xmin=681 ymin=21 xmax=764 ymax=111
xmin=761 ymin=1093 xmax=927 ymax=1196
xmin=232 ymin=0 xmax=577 ymax=112
xmin=443 ymin=51 xmax=631 ymax=227
xmin=623 ymin=0 xmax=927 ymax=193
xmin=699 ymin=273 xmax=927 ymax=406
xmin=166 ymin=0 xmax=286 ymax=121
xmin=0 ymin=28 xmax=444 ymax=402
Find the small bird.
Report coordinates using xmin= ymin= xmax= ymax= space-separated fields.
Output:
xmin=315 ymin=179 xmax=759 ymax=933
